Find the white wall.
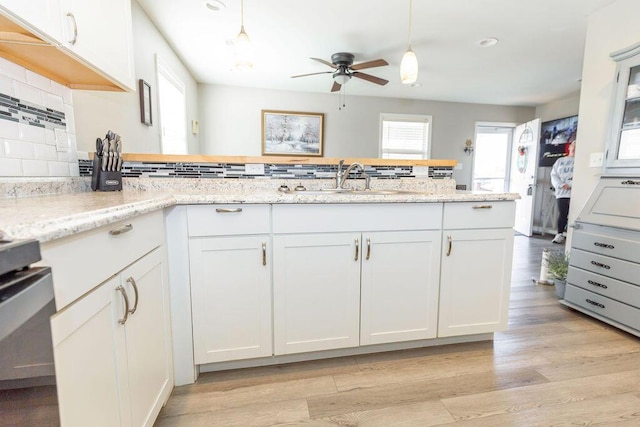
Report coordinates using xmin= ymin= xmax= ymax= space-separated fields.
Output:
xmin=570 ymin=0 xmax=640 ymax=237
xmin=73 ymin=1 xmax=200 ymax=155
xmin=199 ymin=84 xmax=534 ymax=188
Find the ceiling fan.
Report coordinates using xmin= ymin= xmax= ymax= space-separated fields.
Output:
xmin=291 ymin=52 xmax=389 ymax=92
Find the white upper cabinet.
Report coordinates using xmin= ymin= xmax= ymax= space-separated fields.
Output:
xmin=60 ymin=0 xmax=135 ymax=90
xmin=606 ymin=42 xmax=640 ymax=173
xmin=0 ymin=0 xmax=62 ymax=41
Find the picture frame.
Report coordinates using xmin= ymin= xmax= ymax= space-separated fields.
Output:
xmin=139 ymin=79 xmax=152 ymax=126
xmin=262 ymin=110 xmax=324 ymax=156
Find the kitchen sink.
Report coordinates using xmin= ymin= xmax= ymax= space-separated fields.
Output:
xmin=279 ymin=188 xmax=429 ymax=196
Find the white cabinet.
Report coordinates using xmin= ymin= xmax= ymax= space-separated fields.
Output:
xmin=187 ymin=205 xmax=272 ymax=364
xmin=46 ymin=211 xmax=172 ymax=427
xmin=60 ymin=0 xmax=135 ymax=90
xmin=438 ymin=202 xmax=515 ymax=337
xmin=272 ymin=204 xmax=443 ymax=355
xmin=51 ymin=246 xmax=172 ymax=427
xmin=0 ymin=0 xmax=62 ymax=41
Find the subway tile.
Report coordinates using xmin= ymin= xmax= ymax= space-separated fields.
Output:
xmin=48 ymin=161 xmax=70 ymax=176
xmin=0 ymin=117 xmax=20 ymax=139
xmin=18 ymin=122 xmax=46 ymax=143
xmin=68 ymin=162 xmax=79 ymax=177
xmin=43 ymin=92 xmax=64 ymax=112
xmin=64 ymin=104 xmax=75 ymax=134
xmin=0 ymin=157 xmax=22 ymax=176
xmin=0 ymin=57 xmax=26 ymax=83
xmin=50 ymin=81 xmax=73 ymax=105
xmin=21 ymin=159 xmax=49 ymax=176
xmin=0 ymin=75 xmax=14 ymax=97
xmin=13 ymin=80 xmax=42 ymax=105
xmin=26 ymin=70 xmax=52 ymax=92
xmin=45 ymin=129 xmax=56 ymax=145
xmin=4 ymin=139 xmax=35 ymax=159
xmin=34 ymin=143 xmax=58 ymax=161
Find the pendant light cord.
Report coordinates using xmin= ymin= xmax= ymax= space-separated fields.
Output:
xmin=241 ymin=0 xmax=245 ymax=29
xmin=407 ymin=0 xmax=413 ymax=48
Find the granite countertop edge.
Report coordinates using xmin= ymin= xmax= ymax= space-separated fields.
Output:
xmin=1 ymin=190 xmax=520 ymax=243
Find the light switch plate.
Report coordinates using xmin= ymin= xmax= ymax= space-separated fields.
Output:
xmin=54 ymin=128 xmax=68 ymax=152
xmin=455 ymin=163 xmax=463 ymax=170
xmin=245 ymin=163 xmax=265 ymax=175
xmin=589 ymin=152 xmax=604 ymax=167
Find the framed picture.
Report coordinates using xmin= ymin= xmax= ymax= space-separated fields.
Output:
xmin=538 ymin=115 xmax=578 ymax=166
xmin=139 ymin=79 xmax=152 ymax=126
xmin=262 ymin=110 xmax=324 ymax=156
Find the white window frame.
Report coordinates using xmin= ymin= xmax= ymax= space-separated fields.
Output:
xmin=156 ymin=54 xmax=187 ymax=154
xmin=379 ymin=113 xmax=432 ymax=159
xmin=471 ymin=121 xmax=516 ymax=192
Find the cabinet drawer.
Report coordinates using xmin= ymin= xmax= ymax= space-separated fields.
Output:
xmin=272 ymin=203 xmax=442 ymax=233
xmin=572 ymin=225 xmax=640 ymax=264
xmin=565 ymin=284 xmax=640 ymax=332
xmin=567 ymin=266 xmax=640 ymax=308
xmin=41 ymin=210 xmax=164 ymax=309
xmin=187 ymin=205 xmax=270 ymax=237
xmin=442 ymin=201 xmax=515 ymax=229
xmin=570 ymin=248 xmax=640 ymax=285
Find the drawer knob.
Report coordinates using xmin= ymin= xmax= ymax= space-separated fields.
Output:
xmin=586 ymin=298 xmax=605 ymax=309
xmin=587 ymin=280 xmax=608 ymax=289
xmin=593 ymin=242 xmax=615 ymax=249
xmin=590 ymin=261 xmax=611 ymax=270
xmin=109 ymin=224 xmax=133 ymax=236
xmin=215 ymin=208 xmax=243 ymax=213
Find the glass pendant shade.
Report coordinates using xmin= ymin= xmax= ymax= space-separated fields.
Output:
xmin=400 ymin=48 xmax=418 ymax=84
xmin=235 ymin=26 xmax=253 ymax=70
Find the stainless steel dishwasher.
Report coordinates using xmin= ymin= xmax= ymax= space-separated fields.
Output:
xmin=0 ymin=239 xmax=59 ymax=425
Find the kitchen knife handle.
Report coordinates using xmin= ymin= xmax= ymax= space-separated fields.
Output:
xmin=109 ymin=224 xmax=133 ymax=236
xmin=117 ymin=285 xmax=130 ymax=325
xmin=126 ymin=277 xmax=139 ymax=315
xmin=66 ymin=12 xmax=78 ymax=45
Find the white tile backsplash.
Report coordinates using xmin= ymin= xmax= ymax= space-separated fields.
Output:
xmin=0 ymin=62 xmax=77 ymax=177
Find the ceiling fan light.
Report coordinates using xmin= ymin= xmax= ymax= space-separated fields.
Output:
xmin=400 ymin=49 xmax=418 ymax=84
xmin=234 ymin=26 xmax=253 ymax=70
xmin=333 ymin=72 xmax=351 ymax=85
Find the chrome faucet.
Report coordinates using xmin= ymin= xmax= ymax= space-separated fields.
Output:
xmin=335 ymin=160 xmax=370 ymax=189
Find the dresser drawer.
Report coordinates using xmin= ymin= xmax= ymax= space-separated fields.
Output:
xmin=572 ymin=224 xmax=640 ymax=264
xmin=567 ymin=266 xmax=640 ymax=308
xmin=570 ymin=248 xmax=640 ymax=285
xmin=442 ymin=201 xmax=515 ymax=230
xmin=565 ymin=284 xmax=640 ymax=332
xmin=187 ymin=205 xmax=270 ymax=237
xmin=41 ymin=210 xmax=164 ymax=309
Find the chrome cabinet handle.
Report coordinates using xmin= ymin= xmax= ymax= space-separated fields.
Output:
xmin=621 ymin=180 xmax=640 ymax=185
xmin=66 ymin=12 xmax=78 ymax=45
xmin=366 ymin=238 xmax=371 ymax=260
xmin=587 ymin=279 xmax=608 ymax=289
xmin=109 ymin=224 xmax=133 ymax=236
xmin=126 ymin=277 xmax=139 ymax=315
xmin=472 ymin=205 xmax=492 ymax=209
xmin=446 ymin=235 xmax=452 ymax=256
xmin=262 ymin=242 xmax=267 ymax=266
xmin=117 ymin=285 xmax=130 ymax=325
xmin=593 ymin=242 xmax=615 ymax=249
xmin=354 ymin=239 xmax=359 ymax=261
xmin=591 ymin=261 xmax=611 ymax=270
xmin=215 ymin=208 xmax=242 ymax=213
xmin=586 ymin=299 xmax=605 ymax=309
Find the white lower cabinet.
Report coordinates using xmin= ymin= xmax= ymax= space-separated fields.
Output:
xmin=438 ymin=202 xmax=515 ymax=338
xmin=189 ymin=235 xmax=272 ymax=363
xmin=272 ymin=233 xmax=362 ymax=355
xmin=51 ymin=247 xmax=172 ymax=427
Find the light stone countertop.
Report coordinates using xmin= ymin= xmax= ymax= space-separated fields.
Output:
xmin=0 ymin=178 xmax=519 ymax=243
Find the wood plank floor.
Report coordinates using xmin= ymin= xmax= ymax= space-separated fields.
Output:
xmin=155 ymin=235 xmax=640 ymax=426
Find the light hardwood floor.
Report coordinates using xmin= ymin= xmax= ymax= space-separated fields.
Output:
xmin=155 ymin=235 xmax=640 ymax=426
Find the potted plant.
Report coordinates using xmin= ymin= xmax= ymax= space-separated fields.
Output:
xmin=547 ymin=250 xmax=569 ymax=298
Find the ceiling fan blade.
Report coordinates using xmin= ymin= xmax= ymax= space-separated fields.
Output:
xmin=310 ymin=57 xmax=336 ymax=68
xmin=350 ymin=59 xmax=388 ymax=71
xmin=353 ymin=72 xmax=389 ymax=86
xmin=331 ymin=81 xmax=341 ymax=92
xmin=291 ymin=71 xmax=333 ymax=79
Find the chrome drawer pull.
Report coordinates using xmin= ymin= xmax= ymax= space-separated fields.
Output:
xmin=621 ymin=180 xmax=640 ymax=185
xmin=262 ymin=242 xmax=267 ymax=266
xmin=446 ymin=235 xmax=452 ymax=256
xmin=366 ymin=238 xmax=371 ymax=260
xmin=66 ymin=12 xmax=78 ymax=45
xmin=116 ymin=285 xmax=130 ymax=325
xmin=586 ymin=299 xmax=605 ymax=309
xmin=354 ymin=239 xmax=359 ymax=261
xmin=215 ymin=208 xmax=243 ymax=213
xmin=109 ymin=224 xmax=133 ymax=236
xmin=472 ymin=205 xmax=492 ymax=209
xmin=590 ymin=261 xmax=611 ymax=270
xmin=587 ymin=280 xmax=608 ymax=289
xmin=126 ymin=277 xmax=139 ymax=315
xmin=593 ymin=242 xmax=615 ymax=249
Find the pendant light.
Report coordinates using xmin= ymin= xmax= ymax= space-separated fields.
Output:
xmin=400 ymin=0 xmax=418 ymax=84
xmin=235 ymin=0 xmax=253 ymax=70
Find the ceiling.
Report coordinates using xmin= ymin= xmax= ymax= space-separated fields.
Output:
xmin=136 ymin=0 xmax=616 ymax=107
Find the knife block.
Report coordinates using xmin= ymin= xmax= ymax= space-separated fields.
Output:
xmin=91 ymin=155 xmax=122 ymax=191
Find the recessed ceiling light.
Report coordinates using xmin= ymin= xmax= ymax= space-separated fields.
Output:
xmin=204 ymin=0 xmax=226 ymax=12
xmin=476 ymin=37 xmax=499 ymax=47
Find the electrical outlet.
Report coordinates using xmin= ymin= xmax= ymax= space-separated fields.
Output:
xmin=589 ymin=152 xmax=604 ymax=167
xmin=192 ymin=120 xmax=199 ymax=134
xmin=245 ymin=163 xmax=265 ymax=175
xmin=412 ymin=166 xmax=430 ymax=176
xmin=454 ymin=163 xmax=463 ymax=170
xmin=54 ymin=129 xmax=68 ymax=152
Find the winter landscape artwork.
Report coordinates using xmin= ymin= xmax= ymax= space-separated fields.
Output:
xmin=262 ymin=110 xmax=324 ymax=156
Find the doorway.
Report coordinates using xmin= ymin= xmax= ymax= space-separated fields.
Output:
xmin=471 ymin=123 xmax=515 ymax=192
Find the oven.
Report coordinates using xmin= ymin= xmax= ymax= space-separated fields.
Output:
xmin=0 ymin=239 xmax=59 ymax=425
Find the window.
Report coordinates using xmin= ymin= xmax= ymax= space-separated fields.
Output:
xmin=471 ymin=123 xmax=515 ymax=192
xmin=379 ymin=114 xmax=431 ymax=159
xmin=156 ymin=55 xmax=187 ymax=154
